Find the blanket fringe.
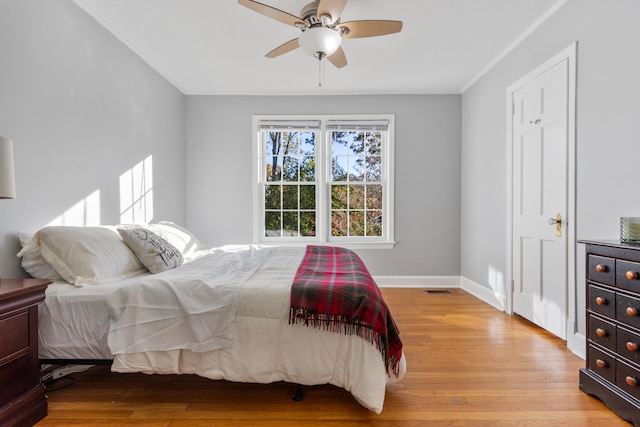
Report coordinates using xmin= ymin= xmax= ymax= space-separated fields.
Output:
xmin=290 ymin=306 xmax=401 ymax=377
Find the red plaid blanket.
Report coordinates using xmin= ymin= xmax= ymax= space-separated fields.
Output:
xmin=289 ymin=245 xmax=403 ymax=376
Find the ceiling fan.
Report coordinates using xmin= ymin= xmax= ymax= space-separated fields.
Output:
xmin=238 ymin=0 xmax=403 ymax=69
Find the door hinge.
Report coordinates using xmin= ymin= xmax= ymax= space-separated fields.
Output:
xmin=512 ymin=101 xmax=515 ymax=115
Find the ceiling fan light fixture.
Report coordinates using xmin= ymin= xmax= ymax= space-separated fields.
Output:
xmin=298 ymin=27 xmax=341 ymax=59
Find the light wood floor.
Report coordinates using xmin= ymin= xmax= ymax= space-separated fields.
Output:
xmin=36 ymin=288 xmax=631 ymax=426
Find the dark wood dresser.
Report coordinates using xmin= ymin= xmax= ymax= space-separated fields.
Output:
xmin=580 ymin=240 xmax=640 ymax=426
xmin=0 ymin=279 xmax=51 ymax=427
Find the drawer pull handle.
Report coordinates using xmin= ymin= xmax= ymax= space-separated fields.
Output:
xmin=596 ymin=264 xmax=607 ymax=273
xmin=595 ymin=359 xmax=607 ymax=369
xmin=626 ymin=307 xmax=639 ymax=317
xmin=596 ymin=328 xmax=607 ymax=337
xmin=595 ymin=296 xmax=607 ymax=305
xmin=626 ymin=376 xmax=638 ymax=387
xmin=627 ymin=342 xmax=639 ymax=352
xmin=627 ymin=270 xmax=639 ymax=280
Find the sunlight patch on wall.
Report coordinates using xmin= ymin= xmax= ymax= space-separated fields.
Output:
xmin=47 ymin=190 xmax=101 ymax=226
xmin=120 ymin=155 xmax=153 ymax=224
xmin=488 ymin=265 xmax=506 ymax=309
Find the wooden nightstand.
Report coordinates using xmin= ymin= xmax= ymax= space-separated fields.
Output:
xmin=0 ymin=279 xmax=52 ymax=427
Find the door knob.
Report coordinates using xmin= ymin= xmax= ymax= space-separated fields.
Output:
xmin=548 ymin=213 xmax=562 ymax=237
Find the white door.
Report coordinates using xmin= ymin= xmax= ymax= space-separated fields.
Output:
xmin=511 ymin=59 xmax=569 ymax=339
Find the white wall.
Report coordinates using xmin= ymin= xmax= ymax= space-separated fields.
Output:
xmin=186 ymin=95 xmax=462 ymax=276
xmin=0 ymin=0 xmax=186 ymax=277
xmin=461 ymin=0 xmax=640 ymax=335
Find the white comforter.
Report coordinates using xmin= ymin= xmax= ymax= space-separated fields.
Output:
xmin=108 ymin=245 xmax=270 ymax=354
xmin=40 ymin=245 xmax=406 ymax=413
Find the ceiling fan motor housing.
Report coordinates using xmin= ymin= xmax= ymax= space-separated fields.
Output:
xmin=300 ymin=1 xmax=319 ymax=22
xmin=300 ymin=1 xmax=336 ymax=28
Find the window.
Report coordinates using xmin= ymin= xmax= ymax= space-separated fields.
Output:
xmin=253 ymin=115 xmax=395 ymax=248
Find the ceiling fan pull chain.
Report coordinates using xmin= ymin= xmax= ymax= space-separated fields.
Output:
xmin=323 ymin=56 xmax=326 ymax=84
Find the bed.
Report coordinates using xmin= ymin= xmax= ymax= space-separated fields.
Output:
xmin=17 ymin=222 xmax=405 ymax=414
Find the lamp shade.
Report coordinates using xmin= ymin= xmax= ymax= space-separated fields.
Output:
xmin=298 ymin=27 xmax=341 ymax=58
xmin=0 ymin=136 xmax=16 ymax=199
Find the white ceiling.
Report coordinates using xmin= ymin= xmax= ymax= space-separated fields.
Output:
xmin=71 ymin=0 xmax=564 ymax=95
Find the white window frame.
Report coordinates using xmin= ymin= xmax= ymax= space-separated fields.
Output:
xmin=252 ymin=114 xmax=395 ymax=249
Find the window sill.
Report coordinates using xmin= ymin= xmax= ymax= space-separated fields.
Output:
xmin=254 ymin=240 xmax=396 ymax=250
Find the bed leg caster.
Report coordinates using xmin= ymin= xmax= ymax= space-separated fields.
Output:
xmin=292 ymin=383 xmax=304 ymax=401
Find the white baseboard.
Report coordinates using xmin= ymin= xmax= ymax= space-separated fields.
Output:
xmin=374 ymin=275 xmax=460 ymax=288
xmin=459 ymin=276 xmax=506 ymax=312
xmin=568 ymin=332 xmax=586 ymax=360
xmin=375 ymin=275 xmax=505 ymax=312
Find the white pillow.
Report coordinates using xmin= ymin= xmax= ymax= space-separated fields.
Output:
xmin=35 ymin=226 xmax=146 ymax=286
xmin=149 ymin=221 xmax=205 ymax=257
xmin=16 ymin=231 xmax=63 ymax=280
xmin=118 ymin=227 xmax=184 ymax=273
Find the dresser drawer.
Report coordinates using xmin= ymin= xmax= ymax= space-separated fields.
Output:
xmin=589 ymin=255 xmax=616 ymax=285
xmin=589 ymin=344 xmax=616 ymax=384
xmin=589 ymin=314 xmax=616 ymax=351
xmin=617 ymin=293 xmax=640 ymax=330
xmin=588 ymin=284 xmax=616 ymax=318
xmin=0 ymin=352 xmax=32 ymax=406
xmin=617 ymin=358 xmax=640 ymax=401
xmin=617 ymin=259 xmax=640 ymax=292
xmin=617 ymin=325 xmax=640 ymax=365
xmin=0 ymin=311 xmax=29 ymax=363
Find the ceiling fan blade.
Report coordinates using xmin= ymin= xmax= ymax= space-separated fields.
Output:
xmin=317 ymin=0 xmax=348 ymax=24
xmin=327 ymin=46 xmax=347 ymax=68
xmin=336 ymin=20 xmax=403 ymax=39
xmin=266 ymin=38 xmax=300 ymax=58
xmin=238 ymin=0 xmax=304 ymax=28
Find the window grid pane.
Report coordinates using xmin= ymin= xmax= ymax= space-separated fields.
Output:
xmin=262 ymin=130 xmax=316 ymax=238
xmin=330 ymin=184 xmax=384 ymax=237
xmin=331 ymin=131 xmax=383 ymax=183
xmin=330 ymin=130 xmax=384 ymax=237
xmin=263 ymin=184 xmax=316 ymax=237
